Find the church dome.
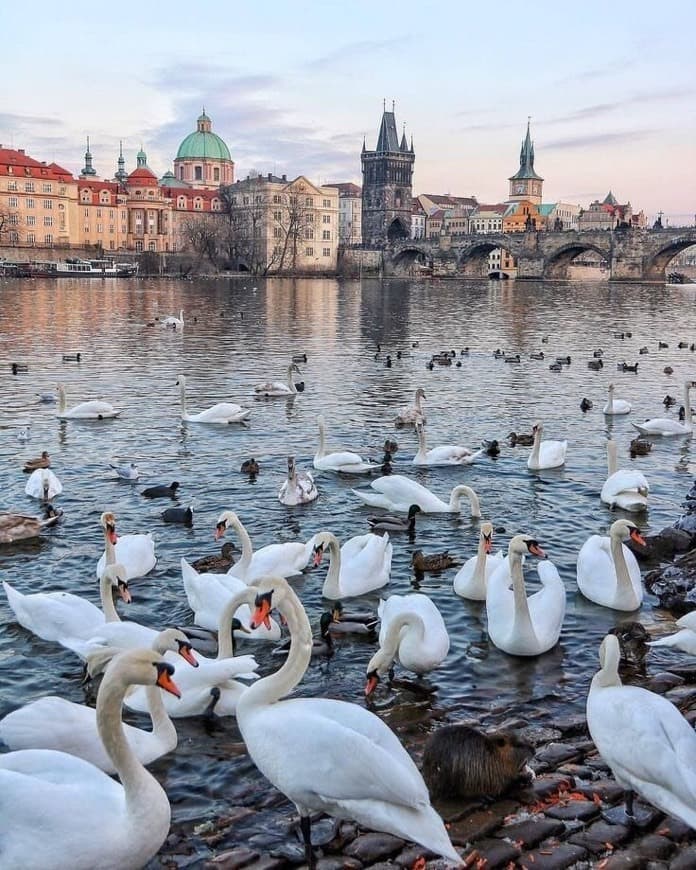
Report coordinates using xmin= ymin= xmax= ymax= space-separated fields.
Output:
xmin=176 ymin=111 xmax=231 ymax=161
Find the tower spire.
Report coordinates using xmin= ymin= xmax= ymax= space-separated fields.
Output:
xmin=81 ymin=135 xmax=96 ymax=177
xmin=115 ymin=139 xmax=127 ymax=183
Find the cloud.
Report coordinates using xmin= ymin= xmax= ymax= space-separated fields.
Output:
xmin=544 ymin=130 xmax=656 ymax=150
xmin=544 ymin=87 xmax=696 ymax=126
xmin=304 ymin=36 xmax=411 ymax=72
xmin=0 ymin=111 xmax=64 ymax=129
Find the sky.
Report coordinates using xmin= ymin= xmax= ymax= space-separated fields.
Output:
xmin=2 ymin=0 xmax=695 ymax=224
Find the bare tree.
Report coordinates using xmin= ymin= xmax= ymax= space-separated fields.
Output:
xmin=274 ymin=186 xmax=315 ymax=272
xmin=180 ymin=215 xmax=222 ymax=273
xmin=220 ymin=174 xmax=273 ymax=274
xmin=0 ymin=205 xmax=18 ymax=247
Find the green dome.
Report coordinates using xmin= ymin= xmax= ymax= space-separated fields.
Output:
xmin=176 ymin=128 xmax=231 ymax=161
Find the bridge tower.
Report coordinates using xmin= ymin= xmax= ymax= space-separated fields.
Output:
xmin=508 ymin=119 xmax=543 ymax=205
xmin=361 ymin=102 xmax=415 ymax=247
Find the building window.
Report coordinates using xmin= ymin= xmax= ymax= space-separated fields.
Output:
xmin=323 ymin=199 xmax=330 ymax=208
xmin=195 ymin=166 xmax=202 ymax=181
xmin=307 ymin=213 xmax=314 ymax=223
xmin=305 ymin=228 xmax=314 ymax=239
xmin=148 ymin=241 xmax=157 ymax=251
xmin=7 ymin=181 xmax=17 ymax=191
xmin=109 ymin=225 xmax=114 ymax=234
xmin=42 ymin=183 xmax=52 ymax=193
xmin=213 ymin=167 xmax=220 ymax=182
xmin=44 ymin=233 xmax=52 ymax=245
xmin=305 ymin=197 xmax=313 ymax=206
xmin=273 ymin=210 xmax=282 ymax=221
xmin=243 ymin=196 xmax=249 ymax=205
xmin=26 ymin=215 xmax=36 ymax=226
xmin=178 ymin=196 xmax=186 ymax=209
xmin=322 ymin=214 xmax=330 ymax=223
xmin=273 ymin=227 xmax=282 ymax=238
xmin=135 ymin=240 xmax=143 ymax=252
xmin=9 ymin=231 xmax=19 ymax=243
xmin=305 ymin=247 xmax=314 ymax=256
xmin=322 ymin=230 xmax=330 ymax=240
xmin=97 ymin=223 xmax=103 ymax=233
xmin=27 ymin=232 xmax=35 ymax=244
xmin=109 ymin=241 xmax=115 ymax=250
xmin=8 ymin=214 xmax=18 ymax=225
xmin=43 ymin=216 xmax=53 ymax=227
xmin=100 ymin=192 xmax=110 ymax=204
xmin=194 ymin=198 xmax=202 ymax=210
xmin=95 ymin=208 xmax=102 ymax=218
xmin=148 ymin=190 xmax=154 ymax=198
xmin=8 ymin=196 xmax=18 ymax=207
xmin=25 ymin=182 xmax=35 ymax=192
xmin=323 ymin=248 xmax=331 ymax=257
xmin=273 ymin=194 xmax=281 ymax=204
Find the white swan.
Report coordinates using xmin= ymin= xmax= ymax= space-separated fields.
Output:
xmin=352 ymin=475 xmax=481 ymax=515
xmin=486 ymin=534 xmax=566 ymax=656
xmin=96 ymin=511 xmax=156 ymax=581
xmin=177 ymin=374 xmax=250 ymax=423
xmin=576 ymin=519 xmax=646 ymax=611
xmin=24 ymin=468 xmax=62 ymax=501
xmin=215 ymin=510 xmax=319 ymax=582
xmin=311 ymin=530 xmax=392 ymax=600
xmin=453 ymin=521 xmax=504 ymax=601
xmin=126 ymin=589 xmax=259 ymax=718
xmin=0 ymin=648 xmax=178 ymax=870
xmin=365 ymin=593 xmax=449 ymax=692
xmin=57 ymin=382 xmax=120 ymax=420
xmin=253 ymin=363 xmax=301 ymax=397
xmin=181 ymin=557 xmax=281 ymax=641
xmin=313 ymin=415 xmax=377 ymax=473
xmin=601 ymin=439 xmax=649 ymax=512
xmin=278 ymin=456 xmax=318 ymax=505
xmin=3 ymin=563 xmax=130 ymax=650
xmin=161 ymin=309 xmax=184 ymax=328
xmin=632 ymin=381 xmax=694 ymax=436
xmin=236 ymin=576 xmax=461 ymax=867
xmin=527 ymin=421 xmax=567 ymax=470
xmin=0 ymin=629 xmax=194 ymax=772
xmin=646 ymin=610 xmax=696 ymax=656
xmin=413 ymin=421 xmax=483 ymax=466
xmin=603 ymin=383 xmax=632 ymax=415
xmin=587 ymin=634 xmax=696 ymax=828
xmin=395 ymin=387 xmax=427 ymax=426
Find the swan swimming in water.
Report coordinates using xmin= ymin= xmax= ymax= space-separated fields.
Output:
xmin=395 ymin=388 xmax=427 ymax=426
xmin=278 ymin=456 xmax=318 ymax=505
xmin=24 ymin=468 xmax=62 ymax=501
xmin=177 ymin=374 xmax=250 ymax=423
xmin=313 ymin=415 xmax=377 ymax=473
xmin=603 ymin=383 xmax=632 ymax=415
xmin=413 ymin=421 xmax=483 ymax=466
xmin=236 ymin=576 xmax=461 ymax=867
xmin=601 ymin=439 xmax=649 ymax=512
xmin=96 ymin=512 xmax=156 ymax=581
xmin=576 ymin=519 xmax=646 ymax=611
xmin=453 ymin=521 xmax=504 ymax=601
xmin=527 ymin=421 xmax=567 ymax=470
xmin=161 ymin=309 xmax=184 ymax=328
xmin=56 ymin=383 xmax=120 ymax=420
xmin=253 ymin=363 xmax=301 ymax=397
xmin=310 ymin=530 xmax=392 ymax=599
xmin=352 ymin=474 xmax=481 ymax=514
xmin=631 ymin=381 xmax=695 ymax=436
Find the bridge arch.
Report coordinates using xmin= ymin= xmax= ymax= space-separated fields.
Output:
xmin=387 ymin=218 xmax=409 ymax=243
xmin=392 ymin=246 xmax=431 ymax=274
xmin=542 ymin=242 xmax=611 ymax=279
xmin=644 ymin=237 xmax=696 ymax=281
xmin=457 ymin=240 xmax=518 ymax=278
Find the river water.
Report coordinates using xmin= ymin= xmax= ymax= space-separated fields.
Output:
xmin=1 ymin=275 xmax=695 ymax=852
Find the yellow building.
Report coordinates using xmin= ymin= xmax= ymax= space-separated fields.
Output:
xmin=503 ymin=200 xmax=548 ymax=233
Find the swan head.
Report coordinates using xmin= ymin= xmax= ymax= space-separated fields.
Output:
xmin=107 ymin=649 xmax=182 ymax=698
xmin=247 ymin=575 xmax=293 ymax=630
xmin=508 ymin=534 xmax=546 ymax=560
xmin=287 ymin=456 xmax=296 ymax=476
xmin=310 ymin=530 xmax=338 ymax=566
xmin=608 ymin=383 xmax=615 ymax=393
xmin=153 ymin=628 xmax=199 ymax=667
xmin=416 ymin=387 xmax=426 ymax=400
xmin=480 ymin=521 xmax=494 ymax=552
xmin=451 ymin=484 xmax=481 ymax=517
xmin=610 ymin=519 xmax=646 ymax=547
xmin=102 ymin=563 xmax=132 ymax=603
xmin=289 ymin=363 xmax=301 ymax=375
xmin=596 ymin=634 xmax=622 ymax=687
xmin=176 ymin=374 xmax=186 ymax=388
xmin=531 ymin=421 xmax=544 ymax=435
xmin=317 ymin=414 xmax=326 ymax=432
xmin=215 ymin=510 xmax=239 ymax=540
xmin=100 ymin=511 xmax=118 ymax=545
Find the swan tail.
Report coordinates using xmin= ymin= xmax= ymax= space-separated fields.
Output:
xmin=631 ymin=423 xmax=650 ymax=435
xmin=351 ymin=489 xmax=391 ymax=509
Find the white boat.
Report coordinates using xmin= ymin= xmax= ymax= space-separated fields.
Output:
xmin=30 ymin=258 xmax=138 ymax=278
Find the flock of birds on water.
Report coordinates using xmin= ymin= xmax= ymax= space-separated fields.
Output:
xmin=4 ymin=309 xmax=696 ymax=869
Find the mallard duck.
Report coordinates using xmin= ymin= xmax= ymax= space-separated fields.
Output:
xmin=629 ymin=437 xmax=652 ymax=457
xmin=329 ymin=601 xmax=378 ymax=637
xmin=0 ymin=507 xmax=62 ymax=544
xmin=411 ymin=550 xmax=458 ymax=573
xmin=272 ymin=611 xmax=334 ymax=658
xmin=241 ymin=458 xmax=260 ymax=475
xmin=383 ymin=438 xmax=398 ymax=456
xmin=22 ymin=451 xmax=50 ymax=473
xmin=367 ymin=504 xmax=421 ymax=533
xmin=530 ymin=351 xmax=545 ymax=360
xmin=507 ymin=431 xmax=534 ymax=447
xmin=587 ymin=358 xmax=603 ymax=370
xmin=482 ymin=439 xmax=500 ymax=457
xmin=190 ymin=542 xmax=238 ymax=573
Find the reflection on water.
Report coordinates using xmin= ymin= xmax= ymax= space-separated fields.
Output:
xmin=1 ymin=275 xmax=696 ymax=831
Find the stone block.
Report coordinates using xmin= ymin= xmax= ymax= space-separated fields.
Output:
xmin=517 ymin=842 xmax=588 ymax=870
xmin=495 ymin=818 xmax=565 ymax=849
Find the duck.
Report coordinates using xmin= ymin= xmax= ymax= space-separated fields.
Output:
xmin=161 ymin=309 xmax=184 ymax=328
xmin=273 ymin=611 xmax=335 ymax=659
xmin=181 ymin=557 xmax=280 ymax=640
xmin=629 ymin=437 xmax=652 ymax=457
xmin=664 ymin=366 xmax=674 ymax=375
xmin=61 ymin=352 xmax=82 ymax=362
xmin=619 ymin=361 xmax=639 ymax=373
xmin=0 ymin=507 xmax=62 ymax=544
xmin=658 ymin=341 xmax=669 ymax=349
xmin=482 ymin=439 xmax=500 ymax=457
xmin=601 ymin=439 xmax=649 ymax=512
xmin=486 ymin=534 xmax=566 ymax=656
xmin=191 ymin=541 xmax=238 ymax=574
xmin=383 ymin=438 xmax=399 ymax=456
xmin=632 ymin=381 xmax=694 ymax=436
xmin=353 ymin=475 xmax=481 ymax=515
xmin=647 ymin=610 xmax=696 ymax=656
xmin=576 ymin=520 xmax=646 ymax=611
xmin=593 ymin=349 xmax=604 ymax=358
xmin=57 ymin=383 xmax=120 ymax=420
xmin=22 ymin=451 xmax=50 ymax=472
xmin=453 ymin=521 xmax=505 ymax=601
xmin=253 ymin=363 xmax=301 ymax=397
xmin=586 ymin=633 xmax=696 ymax=829
xmin=580 ymin=397 xmax=593 ymax=412
xmin=235 ymin=577 xmax=461 ymax=868
xmin=162 ymin=506 xmax=193 ymax=525
xmin=413 ymin=421 xmax=483 ymax=466
xmin=663 ymin=394 xmax=677 ymax=407
xmin=329 ymin=601 xmax=379 ymax=637
xmin=313 ymin=414 xmax=376 ymax=473
xmin=24 ymin=468 xmax=62 ymax=501
xmin=215 ymin=510 xmax=319 ymax=582
xmin=639 ymin=346 xmax=649 ymax=355
xmin=240 ymin=458 xmax=260 ymax=475
xmin=142 ymin=481 xmax=180 ymax=498
xmin=310 ymin=530 xmax=392 ymax=599
xmin=587 ymin=359 xmax=604 ymax=370
xmin=365 ymin=593 xmax=450 ymax=691
xmin=109 ymin=461 xmax=139 ymax=481
xmin=411 ymin=550 xmax=458 ymax=573
xmin=11 ymin=362 xmax=28 ymax=374
xmin=394 ymin=387 xmax=427 ymax=426
xmin=527 ymin=421 xmax=567 ymax=470
xmin=530 ymin=351 xmax=545 ymax=360
xmin=507 ymin=430 xmax=534 ymax=447
xmin=292 ymin=353 xmax=307 ymax=363
xmin=177 ymin=374 xmax=250 ymax=423
xmin=96 ymin=511 xmax=156 ymax=581
xmin=367 ymin=503 xmax=421 ymax=533
xmin=548 ymin=362 xmax=562 ymax=372
xmin=278 ymin=456 xmax=318 ymax=505
xmin=125 ymin=587 xmax=260 ymax=717
xmin=603 ymin=383 xmax=632 ymax=415
xmin=0 ymin=649 xmax=179 ymax=870
xmin=16 ymin=425 xmax=30 ymax=442
xmin=0 ymin=629 xmax=195 ymax=772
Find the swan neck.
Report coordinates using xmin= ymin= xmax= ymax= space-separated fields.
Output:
xmin=592 ymin=642 xmax=622 ymax=688
xmin=144 ymin=684 xmax=176 ymax=745
xmin=316 ymin=421 xmax=326 ymax=459
xmin=530 ymin=428 xmax=541 ymax=464
xmin=415 ymin=391 xmax=423 ymax=412
xmin=473 ymin=537 xmax=488 ymax=582
xmin=100 ymin=574 xmax=120 ymax=623
xmin=217 ymin=589 xmax=254 ymax=658
xmin=415 ymin=426 xmax=427 ymax=460
xmin=232 ymin=518 xmax=253 ymax=577
xmin=510 ymin=550 xmax=534 ymax=636
xmin=321 ymin=535 xmax=342 ymax=599
xmin=606 ymin=440 xmax=617 ymax=475
xmin=376 ymin=612 xmax=424 ymax=673
xmin=287 ymin=368 xmax=296 ymax=393
xmin=610 ymin=534 xmax=634 ymax=598
xmin=179 ymin=381 xmax=187 ymax=417
xmin=238 ymin=587 xmax=312 ymax=710
xmin=97 ymin=667 xmax=163 ymax=808
xmin=57 ymin=387 xmax=66 ymax=414
xmin=685 ymin=385 xmax=692 ymax=425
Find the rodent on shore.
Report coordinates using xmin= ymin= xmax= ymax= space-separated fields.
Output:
xmin=422 ymin=724 xmax=534 ymax=800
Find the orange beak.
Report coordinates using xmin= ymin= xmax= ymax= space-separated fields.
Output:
xmin=118 ymin=582 xmax=132 ymax=604
xmin=629 ymin=528 xmax=647 ymax=546
xmin=156 ymin=667 xmax=181 ymax=698
xmin=214 ymin=521 xmax=226 ymax=541
xmin=107 ymin=525 xmax=118 ymax=545
xmin=483 ymin=535 xmax=492 ymax=554
xmin=312 ymin=545 xmax=324 ymax=567
xmin=178 ymin=642 xmax=199 ymax=667
xmin=528 ymin=542 xmax=546 ymax=558
xmin=365 ymin=674 xmax=379 ymax=696
xmin=250 ymin=596 xmax=273 ymax=630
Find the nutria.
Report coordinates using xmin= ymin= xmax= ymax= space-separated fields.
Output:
xmin=422 ymin=724 xmax=533 ymax=800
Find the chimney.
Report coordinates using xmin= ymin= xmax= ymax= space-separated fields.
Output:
xmin=282 ymin=174 xmax=287 ymax=181
xmin=18 ymin=148 xmax=25 ymax=154
xmin=267 ymin=173 xmax=272 ymax=180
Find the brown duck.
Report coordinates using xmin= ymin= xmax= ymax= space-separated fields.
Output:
xmin=22 ymin=451 xmax=50 ymax=473
xmin=411 ymin=549 xmax=458 ymax=573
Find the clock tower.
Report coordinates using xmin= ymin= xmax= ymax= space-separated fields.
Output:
xmin=508 ymin=120 xmax=543 ymax=205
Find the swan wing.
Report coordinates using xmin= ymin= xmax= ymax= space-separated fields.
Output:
xmin=602 ymin=470 xmax=650 ymax=501
xmin=648 ymin=629 xmax=696 ymax=655
xmin=339 ymin=534 xmax=392 ymax=595
xmin=527 ymin=561 xmax=565 ymax=648
xmin=63 ymin=400 xmax=119 ymax=418
xmin=632 ymin=418 xmax=690 ymax=436
xmin=3 ymin=581 xmax=103 ymax=643
xmin=247 ymin=542 xmax=308 ymax=580
xmin=97 ymin=534 xmax=156 ymax=580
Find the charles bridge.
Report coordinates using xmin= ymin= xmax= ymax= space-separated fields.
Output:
xmin=386 ymin=227 xmax=696 ymax=281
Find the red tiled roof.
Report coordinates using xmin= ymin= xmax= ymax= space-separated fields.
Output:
xmin=127 ymin=167 xmax=158 ymax=185
xmin=328 ymin=182 xmax=362 ymax=195
xmin=0 ymin=147 xmax=75 ymax=181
